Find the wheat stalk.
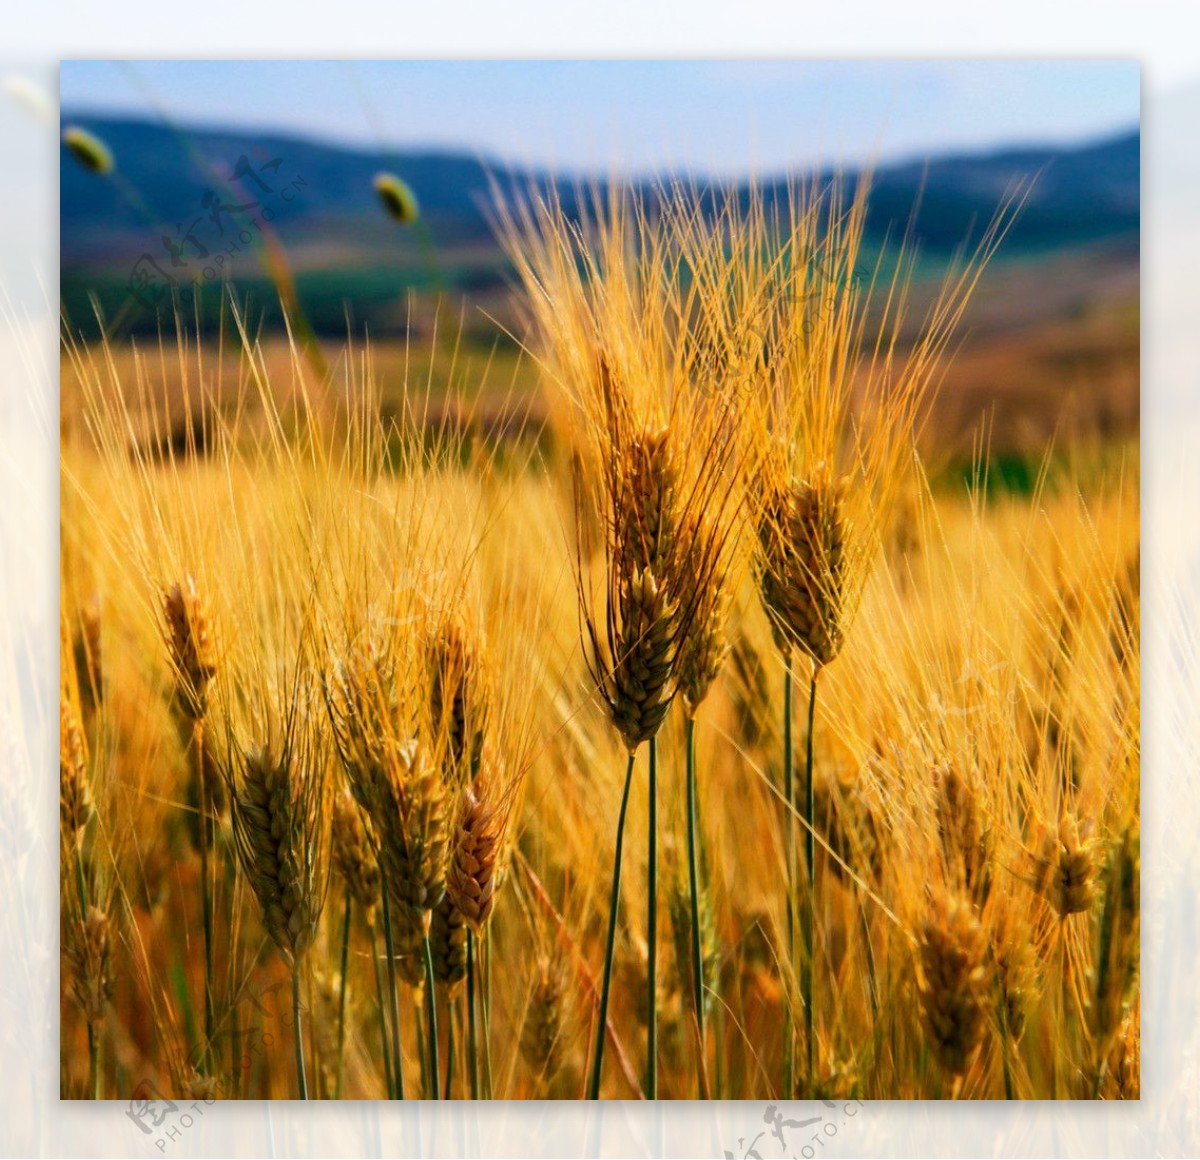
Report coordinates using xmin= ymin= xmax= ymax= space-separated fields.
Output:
xmin=162 ymin=575 xmax=220 ymax=1067
xmin=65 ymin=903 xmax=112 ymax=1098
xmin=1091 ymin=823 xmax=1139 ymax=1093
xmin=330 ymin=785 xmax=381 ymax=1096
xmin=521 ymin=954 xmax=571 ymax=1093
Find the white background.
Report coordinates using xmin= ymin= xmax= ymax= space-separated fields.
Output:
xmin=3 ymin=4 xmax=1197 ymax=1156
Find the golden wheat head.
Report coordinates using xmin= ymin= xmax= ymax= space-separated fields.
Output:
xmin=917 ymin=891 xmax=989 ymax=1078
xmin=756 ymin=462 xmax=850 ymax=667
xmin=331 ymin=785 xmax=381 ymax=915
xmin=163 ymin=576 xmax=218 ymax=721
xmin=231 ymin=732 xmax=330 ymax=965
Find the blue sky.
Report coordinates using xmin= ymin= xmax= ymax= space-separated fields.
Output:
xmin=60 ymin=60 xmax=1140 ymax=176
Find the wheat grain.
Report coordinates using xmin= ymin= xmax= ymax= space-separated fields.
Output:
xmin=163 ymin=576 xmax=217 ymax=722
xmin=933 ymin=764 xmax=992 ymax=904
xmin=332 ymin=786 xmax=381 ymax=916
xmin=1050 ymin=812 xmax=1098 ymax=919
xmin=232 ymin=743 xmax=327 ymax=963
xmin=427 ymin=612 xmax=490 ymax=782
xmin=445 ymin=783 xmax=501 ymax=932
xmin=379 ymin=740 xmax=448 ymax=926
xmin=918 ymin=892 xmax=989 ymax=1078
xmin=60 ymin=696 xmax=93 ymax=847
xmin=430 ymin=895 xmax=468 ymax=993
xmin=67 ymin=905 xmax=113 ymax=1026
xmin=521 ymin=955 xmax=569 ymax=1085
xmin=757 ymin=464 xmax=849 ymax=668
xmin=668 ymin=869 xmax=716 ymax=1019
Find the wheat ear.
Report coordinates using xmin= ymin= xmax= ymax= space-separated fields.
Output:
xmin=918 ymin=892 xmax=989 ymax=1085
xmin=231 ymin=738 xmax=329 ymax=1098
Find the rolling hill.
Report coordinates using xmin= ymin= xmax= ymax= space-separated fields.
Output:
xmin=60 ymin=113 xmax=1138 ymax=339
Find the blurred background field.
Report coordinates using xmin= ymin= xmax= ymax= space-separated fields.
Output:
xmin=60 ymin=63 xmax=1139 ymax=469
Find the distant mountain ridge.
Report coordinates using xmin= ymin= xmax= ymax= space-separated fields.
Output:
xmin=61 ymin=113 xmax=1139 ymax=256
xmin=59 ymin=113 xmax=1139 ymax=335
xmin=857 ymin=130 xmax=1139 ymax=249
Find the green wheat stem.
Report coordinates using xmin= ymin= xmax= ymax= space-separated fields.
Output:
xmin=292 ymin=956 xmax=308 ymax=1100
xmin=415 ymin=989 xmax=428 ymax=1096
xmin=783 ymin=659 xmax=795 ymax=1098
xmin=998 ymin=988 xmax=1016 ymax=1100
xmin=87 ymin=1022 xmax=99 ymax=1099
xmin=482 ymin=938 xmax=493 ymax=1098
xmin=73 ymin=828 xmax=96 ymax=1097
xmin=422 ymin=934 xmax=441 ymax=1099
xmin=231 ymin=1004 xmax=241 ymax=1100
xmin=685 ymin=715 xmax=706 ymax=1087
xmin=73 ymin=852 xmax=89 ymax=916
xmin=335 ymin=887 xmax=352 ymax=1098
xmin=647 ymin=733 xmax=658 ymax=1099
xmin=444 ymin=992 xmax=456 ymax=1099
xmin=587 ymin=751 xmax=636 ymax=1100
xmin=196 ymin=730 xmax=214 ymax=1077
xmin=803 ymin=665 xmax=819 ymax=1091
xmin=860 ymin=900 xmax=881 ymax=1082
xmin=369 ymin=922 xmax=393 ymax=1099
xmin=467 ymin=930 xmax=480 ymax=1099
xmin=380 ymin=882 xmax=405 ymax=1099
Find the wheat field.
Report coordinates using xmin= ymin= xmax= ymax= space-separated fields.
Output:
xmin=58 ymin=177 xmax=1139 ymax=1103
